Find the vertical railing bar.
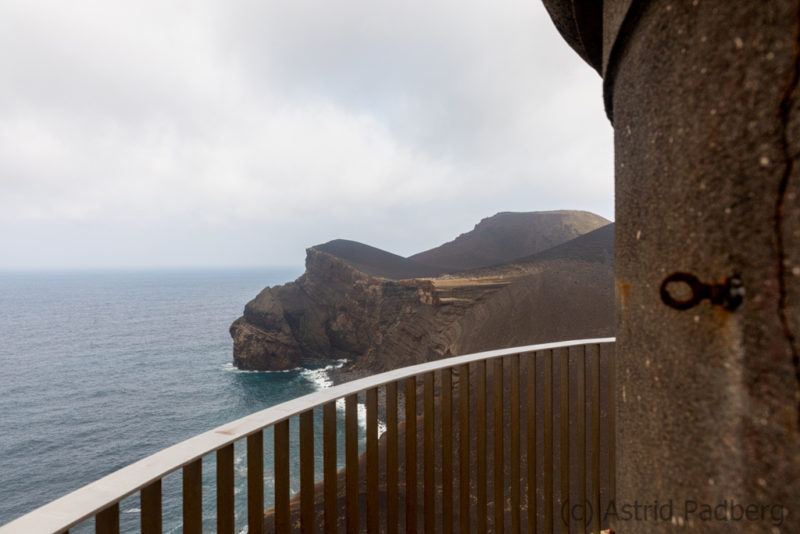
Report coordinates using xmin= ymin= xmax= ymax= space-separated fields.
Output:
xmin=510 ymin=354 xmax=521 ymax=534
xmin=217 ymin=443 xmax=235 ymax=534
xmin=577 ymin=345 xmax=587 ymax=534
xmin=367 ymin=388 xmax=380 ymax=533
xmin=141 ymin=479 xmax=162 ymax=534
xmin=559 ymin=347 xmax=570 ymax=534
xmin=248 ymin=430 xmax=264 ymax=534
xmin=300 ymin=410 xmax=315 ymax=534
xmin=543 ymin=350 xmax=554 ymax=534
xmin=608 ymin=344 xmax=616 ymax=513
xmin=459 ymin=363 xmax=470 ymax=534
xmin=591 ymin=346 xmax=601 ymax=534
xmin=346 ymin=394 xmax=359 ymax=534
xmin=275 ymin=420 xmax=291 ymax=534
xmin=95 ymin=503 xmax=119 ymax=534
xmin=493 ymin=357 xmax=504 ymax=533
xmin=527 ymin=353 xmax=537 ymax=534
xmin=406 ymin=376 xmax=418 ymax=534
xmin=424 ymin=372 xmax=435 ymax=533
xmin=476 ymin=359 xmax=487 ymax=533
xmin=442 ymin=367 xmax=454 ymax=534
xmin=182 ymin=459 xmax=202 ymax=534
xmin=324 ymin=402 xmax=338 ymax=534
xmin=387 ymin=381 xmax=399 ymax=534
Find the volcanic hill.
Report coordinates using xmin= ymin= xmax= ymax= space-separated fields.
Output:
xmin=230 ymin=210 xmax=614 ymax=373
xmin=409 ymin=210 xmax=609 ymax=272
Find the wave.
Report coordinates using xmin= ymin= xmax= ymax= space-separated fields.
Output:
xmin=297 ymin=359 xmax=348 ymax=389
xmin=357 ymin=400 xmax=388 ymax=436
xmin=222 ymin=358 xmax=387 ymax=436
xmin=298 ymin=360 xmax=387 ymax=436
xmin=221 ymin=362 xmax=302 ymax=374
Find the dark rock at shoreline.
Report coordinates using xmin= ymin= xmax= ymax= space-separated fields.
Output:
xmin=231 ymin=247 xmax=444 ymax=371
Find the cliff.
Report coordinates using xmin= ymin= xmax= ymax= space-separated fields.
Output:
xmin=230 ymin=248 xmax=445 ymax=370
xmin=230 ymin=211 xmax=614 ymax=373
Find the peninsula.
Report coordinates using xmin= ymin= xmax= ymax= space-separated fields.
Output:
xmin=230 ymin=210 xmax=614 ymax=373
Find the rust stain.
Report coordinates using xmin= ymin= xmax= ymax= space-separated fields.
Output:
xmin=617 ymin=280 xmax=630 ymax=310
xmin=712 ymin=305 xmax=733 ymax=327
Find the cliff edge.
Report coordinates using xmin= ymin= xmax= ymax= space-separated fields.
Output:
xmin=230 ymin=211 xmax=613 ymax=373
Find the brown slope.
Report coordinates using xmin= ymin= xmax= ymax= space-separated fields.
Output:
xmin=349 ymin=222 xmax=615 ymax=372
xmin=442 ymin=259 xmax=613 ymax=357
xmin=312 ymin=239 xmax=444 ymax=279
xmin=408 ymin=210 xmax=610 ymax=272
xmin=433 ymin=225 xmax=614 ymax=352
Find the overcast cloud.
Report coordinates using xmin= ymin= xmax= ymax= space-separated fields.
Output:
xmin=0 ymin=0 xmax=613 ymax=269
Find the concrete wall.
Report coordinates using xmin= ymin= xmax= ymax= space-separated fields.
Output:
xmin=613 ymin=1 xmax=800 ymax=532
xmin=544 ymin=1 xmax=800 ymax=531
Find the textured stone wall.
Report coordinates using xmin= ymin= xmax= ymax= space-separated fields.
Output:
xmin=544 ymin=0 xmax=800 ymax=531
xmin=612 ymin=1 xmax=800 ymax=532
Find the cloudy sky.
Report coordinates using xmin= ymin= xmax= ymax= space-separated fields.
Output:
xmin=0 ymin=0 xmax=613 ymax=269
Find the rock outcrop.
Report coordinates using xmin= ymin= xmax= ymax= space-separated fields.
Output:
xmin=230 ymin=247 xmax=445 ymax=370
xmin=230 ymin=212 xmax=614 ymax=373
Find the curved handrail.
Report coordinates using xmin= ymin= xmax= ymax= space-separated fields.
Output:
xmin=0 ymin=337 xmax=614 ymax=533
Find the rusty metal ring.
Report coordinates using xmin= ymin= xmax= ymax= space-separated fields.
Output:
xmin=660 ymin=272 xmax=704 ymax=310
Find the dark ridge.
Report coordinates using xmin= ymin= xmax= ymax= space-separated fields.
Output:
xmin=311 ymin=239 xmax=444 ymax=280
xmin=408 ymin=210 xmax=610 ymax=272
xmin=438 ymin=222 xmax=614 ymax=280
xmin=519 ymin=222 xmax=614 ymax=264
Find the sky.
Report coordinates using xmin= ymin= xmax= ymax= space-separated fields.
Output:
xmin=0 ymin=0 xmax=613 ymax=269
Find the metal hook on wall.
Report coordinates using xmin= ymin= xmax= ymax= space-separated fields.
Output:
xmin=660 ymin=272 xmax=745 ymax=311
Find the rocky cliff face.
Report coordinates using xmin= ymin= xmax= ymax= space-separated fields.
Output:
xmin=230 ymin=248 xmax=446 ymax=370
xmin=230 ymin=221 xmax=614 ymax=373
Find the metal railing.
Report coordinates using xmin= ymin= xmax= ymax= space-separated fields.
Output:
xmin=0 ymin=338 xmax=615 ymax=534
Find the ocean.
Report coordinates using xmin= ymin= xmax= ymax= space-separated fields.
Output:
xmin=0 ymin=268 xmax=358 ymax=533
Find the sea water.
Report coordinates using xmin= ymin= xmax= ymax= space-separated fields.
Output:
xmin=0 ymin=268 xmax=362 ymax=533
